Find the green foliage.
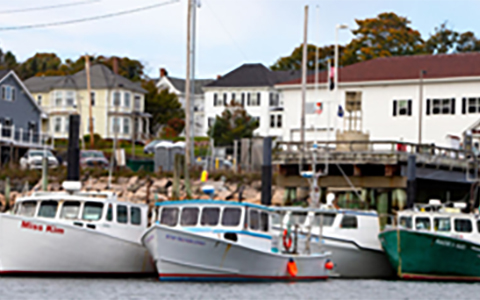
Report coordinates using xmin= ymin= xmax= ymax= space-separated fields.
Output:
xmin=425 ymin=22 xmax=459 ymax=54
xmin=208 ymin=101 xmax=259 ymax=146
xmin=142 ymin=81 xmax=185 ymax=136
xmin=271 ymin=44 xmax=339 ymax=71
xmin=16 ymin=53 xmax=63 ymax=79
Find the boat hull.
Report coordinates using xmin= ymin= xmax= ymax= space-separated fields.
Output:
xmin=0 ymin=214 xmax=155 ymax=275
xmin=311 ymin=237 xmax=395 ymax=278
xmin=142 ymin=225 xmax=331 ymax=282
xmin=379 ymin=229 xmax=480 ymax=281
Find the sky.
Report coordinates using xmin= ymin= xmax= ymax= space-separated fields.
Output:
xmin=1 ymin=0 xmax=480 ymax=80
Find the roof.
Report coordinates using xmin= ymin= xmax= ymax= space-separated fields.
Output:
xmin=164 ymin=77 xmax=214 ymax=94
xmin=155 ymin=199 xmax=272 ymax=211
xmin=279 ymin=52 xmax=480 ymax=85
xmin=0 ymin=70 xmax=46 ymax=116
xmin=205 ymin=63 xmax=302 ymax=88
xmin=24 ymin=64 xmax=147 ymax=94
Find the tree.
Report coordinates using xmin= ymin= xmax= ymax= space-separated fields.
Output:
xmin=208 ymin=101 xmax=259 ymax=146
xmin=270 ymin=44 xmax=341 ymax=71
xmin=456 ymin=31 xmax=480 ymax=52
xmin=0 ymin=50 xmax=18 ymax=70
xmin=425 ymin=22 xmax=459 ymax=54
xmin=16 ymin=53 xmax=64 ymax=79
xmin=142 ymin=80 xmax=184 ymax=136
xmin=342 ymin=12 xmax=425 ymax=65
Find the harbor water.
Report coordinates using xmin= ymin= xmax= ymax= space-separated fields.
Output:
xmin=0 ymin=277 xmax=478 ymax=300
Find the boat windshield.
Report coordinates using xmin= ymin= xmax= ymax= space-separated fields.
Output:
xmin=60 ymin=201 xmax=81 ymax=220
xmin=454 ymin=219 xmax=473 ymax=233
xmin=200 ymin=207 xmax=220 ymax=226
xmin=434 ymin=217 xmax=451 ymax=232
xmin=38 ymin=201 xmax=58 ymax=218
xmin=314 ymin=212 xmax=336 ymax=227
xmin=160 ymin=207 xmax=179 ymax=226
xmin=18 ymin=201 xmax=37 ymax=217
xmin=82 ymin=202 xmax=104 ymax=221
xmin=221 ymin=207 xmax=241 ymax=227
xmin=181 ymin=207 xmax=199 ymax=226
xmin=415 ymin=217 xmax=431 ymax=230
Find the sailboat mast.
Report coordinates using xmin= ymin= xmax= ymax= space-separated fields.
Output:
xmin=184 ymin=0 xmax=193 ymax=198
xmin=300 ymin=5 xmax=308 ymax=149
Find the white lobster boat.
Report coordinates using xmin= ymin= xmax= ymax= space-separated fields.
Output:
xmin=0 ymin=182 xmax=155 ymax=275
xmin=275 ymin=207 xmax=395 ymax=278
xmin=141 ymin=200 xmax=333 ymax=281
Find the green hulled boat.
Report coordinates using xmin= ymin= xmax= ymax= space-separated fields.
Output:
xmin=379 ymin=202 xmax=480 ymax=281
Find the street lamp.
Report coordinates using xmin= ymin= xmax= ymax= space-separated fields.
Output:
xmin=334 ymin=24 xmax=348 ymax=137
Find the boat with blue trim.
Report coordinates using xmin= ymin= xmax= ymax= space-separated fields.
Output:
xmin=141 ymin=199 xmax=333 ymax=281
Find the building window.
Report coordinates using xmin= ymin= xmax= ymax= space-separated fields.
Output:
xmin=55 ymin=91 xmax=63 ymax=107
xmin=54 ymin=117 xmax=62 ymax=133
xmin=66 ymin=91 xmax=75 ymax=107
xmin=134 ymin=95 xmax=141 ymax=110
xmin=241 ymin=93 xmax=245 ymax=106
xmin=277 ymin=115 xmax=282 ymax=128
xmin=37 ymin=95 xmax=42 ymax=106
xmin=208 ymin=117 xmax=215 ymax=128
xmin=112 ymin=117 xmax=120 ymax=133
xmin=467 ymin=97 xmax=480 ymax=113
xmin=249 ymin=93 xmax=260 ymax=106
xmin=213 ymin=93 xmax=218 ymax=106
xmin=270 ymin=115 xmax=282 ymax=128
xmin=124 ymin=92 xmax=131 ymax=108
xmin=123 ymin=117 xmax=130 ymax=134
xmin=231 ymin=93 xmax=236 ymax=104
xmin=393 ymin=99 xmax=412 ymax=116
xmin=269 ymin=93 xmax=279 ymax=106
xmin=113 ymin=91 xmax=121 ymax=106
xmin=270 ymin=115 xmax=275 ymax=128
xmin=1 ymin=85 xmax=14 ymax=101
xmin=430 ymin=98 xmax=454 ymax=115
xmin=90 ymin=92 xmax=95 ymax=106
xmin=223 ymin=93 xmax=227 ymax=105
xmin=65 ymin=116 xmax=69 ymax=133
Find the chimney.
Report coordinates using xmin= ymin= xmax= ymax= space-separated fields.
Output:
xmin=216 ymin=75 xmax=221 ymax=80
xmin=160 ymin=68 xmax=167 ymax=78
xmin=113 ymin=57 xmax=119 ymax=75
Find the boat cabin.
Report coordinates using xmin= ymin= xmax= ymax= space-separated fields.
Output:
xmin=155 ymin=200 xmax=275 ymax=251
xmin=11 ymin=190 xmax=149 ymax=242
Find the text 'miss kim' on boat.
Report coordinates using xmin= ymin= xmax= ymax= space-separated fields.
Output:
xmin=141 ymin=196 xmax=334 ymax=281
xmin=0 ymin=181 xmax=155 ymax=275
xmin=379 ymin=199 xmax=480 ymax=281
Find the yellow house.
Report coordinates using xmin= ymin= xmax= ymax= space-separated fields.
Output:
xmin=24 ymin=64 xmax=150 ymax=142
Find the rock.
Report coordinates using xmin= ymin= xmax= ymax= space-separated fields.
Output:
xmin=216 ymin=189 xmax=231 ymax=200
xmin=128 ymin=176 xmax=139 ymax=187
xmin=0 ymin=194 xmax=5 ymax=207
xmin=251 ymin=180 xmax=262 ymax=191
xmin=271 ymin=187 xmax=285 ymax=206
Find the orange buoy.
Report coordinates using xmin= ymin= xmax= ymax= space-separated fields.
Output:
xmin=287 ymin=258 xmax=298 ymax=277
xmin=325 ymin=260 xmax=334 ymax=270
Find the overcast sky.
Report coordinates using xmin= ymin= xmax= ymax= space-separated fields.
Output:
xmin=1 ymin=0 xmax=480 ymax=80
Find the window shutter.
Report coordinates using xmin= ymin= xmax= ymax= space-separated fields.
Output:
xmin=462 ymin=97 xmax=466 ymax=114
xmin=407 ymin=100 xmax=412 ymax=116
xmin=11 ymin=88 xmax=15 ymax=101
xmin=451 ymin=98 xmax=455 ymax=115
xmin=247 ymin=93 xmax=251 ymax=106
xmin=426 ymin=99 xmax=430 ymax=115
xmin=393 ymin=100 xmax=397 ymax=116
xmin=257 ymin=93 xmax=261 ymax=106
xmin=1 ymin=86 xmax=4 ymax=100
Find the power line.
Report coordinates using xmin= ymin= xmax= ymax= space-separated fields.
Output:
xmin=0 ymin=0 xmax=102 ymax=15
xmin=0 ymin=0 xmax=180 ymax=31
xmin=203 ymin=0 xmax=248 ymax=60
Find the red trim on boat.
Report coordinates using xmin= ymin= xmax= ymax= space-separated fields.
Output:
xmin=402 ymin=273 xmax=480 ymax=282
xmin=158 ymin=273 xmax=328 ymax=280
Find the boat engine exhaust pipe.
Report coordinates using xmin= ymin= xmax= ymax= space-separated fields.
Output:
xmin=67 ymin=114 xmax=81 ymax=182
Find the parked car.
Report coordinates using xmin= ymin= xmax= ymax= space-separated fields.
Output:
xmin=80 ymin=150 xmax=109 ymax=169
xmin=20 ymin=149 xmax=59 ymax=170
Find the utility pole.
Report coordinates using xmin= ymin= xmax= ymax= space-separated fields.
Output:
xmin=85 ymin=55 xmax=94 ymax=149
xmin=300 ymin=5 xmax=308 ymax=148
xmin=184 ymin=0 xmax=193 ymax=199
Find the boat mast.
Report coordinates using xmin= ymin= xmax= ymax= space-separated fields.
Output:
xmin=184 ymin=0 xmax=193 ymax=199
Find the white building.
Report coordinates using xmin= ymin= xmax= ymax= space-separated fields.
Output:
xmin=276 ymin=52 xmax=480 ymax=148
xmin=202 ymin=63 xmax=300 ymax=138
xmin=155 ymin=68 xmax=213 ymax=137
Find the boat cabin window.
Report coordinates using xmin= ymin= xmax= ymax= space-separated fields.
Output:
xmin=160 ymin=207 xmax=179 ymax=227
xmin=200 ymin=207 xmax=220 ymax=226
xmin=117 ymin=205 xmax=128 ymax=224
xmin=249 ymin=209 xmax=260 ymax=230
xmin=18 ymin=201 xmax=37 ymax=217
xmin=131 ymin=207 xmax=141 ymax=225
xmin=434 ymin=217 xmax=451 ymax=232
xmin=315 ymin=213 xmax=336 ymax=227
xmin=82 ymin=202 xmax=103 ymax=221
xmin=415 ymin=217 xmax=431 ymax=230
xmin=399 ymin=216 xmax=412 ymax=229
xmin=38 ymin=201 xmax=58 ymax=218
xmin=340 ymin=215 xmax=358 ymax=229
xmin=221 ymin=207 xmax=241 ymax=227
xmin=106 ymin=204 xmax=113 ymax=221
xmin=181 ymin=207 xmax=199 ymax=226
xmin=454 ymin=219 xmax=472 ymax=233
xmin=60 ymin=201 xmax=81 ymax=220
xmin=260 ymin=211 xmax=269 ymax=232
